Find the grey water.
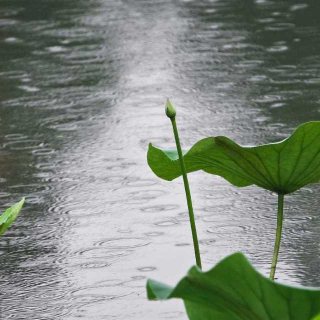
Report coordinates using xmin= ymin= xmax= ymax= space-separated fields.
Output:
xmin=1 ymin=0 xmax=320 ymax=318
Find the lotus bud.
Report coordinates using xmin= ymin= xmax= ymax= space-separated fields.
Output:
xmin=165 ymin=99 xmax=176 ymax=119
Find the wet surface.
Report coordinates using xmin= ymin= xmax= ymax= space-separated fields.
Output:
xmin=1 ymin=0 xmax=320 ymax=318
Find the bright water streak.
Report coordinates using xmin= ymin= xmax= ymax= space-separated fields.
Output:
xmin=1 ymin=0 xmax=320 ymax=319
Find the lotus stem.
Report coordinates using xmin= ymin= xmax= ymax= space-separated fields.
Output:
xmin=270 ymin=193 xmax=284 ymax=280
xmin=165 ymin=100 xmax=202 ymax=269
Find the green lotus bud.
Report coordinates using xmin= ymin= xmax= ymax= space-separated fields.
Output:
xmin=165 ymin=99 xmax=176 ymax=119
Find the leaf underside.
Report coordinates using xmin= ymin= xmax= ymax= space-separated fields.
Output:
xmin=148 ymin=121 xmax=320 ymax=194
xmin=0 ymin=198 xmax=25 ymax=236
xmin=147 ymin=253 xmax=320 ymax=320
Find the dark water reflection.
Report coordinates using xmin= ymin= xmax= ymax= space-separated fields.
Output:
xmin=0 ymin=0 xmax=320 ymax=318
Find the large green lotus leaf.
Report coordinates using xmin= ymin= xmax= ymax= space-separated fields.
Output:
xmin=148 ymin=121 xmax=320 ymax=194
xmin=0 ymin=198 xmax=25 ymax=236
xmin=147 ymin=253 xmax=320 ymax=320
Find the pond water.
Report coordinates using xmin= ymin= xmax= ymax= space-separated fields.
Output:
xmin=1 ymin=0 xmax=320 ymax=319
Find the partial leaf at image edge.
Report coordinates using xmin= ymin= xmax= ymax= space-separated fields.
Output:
xmin=148 ymin=121 xmax=320 ymax=194
xmin=0 ymin=198 xmax=25 ymax=236
xmin=147 ymin=253 xmax=320 ymax=320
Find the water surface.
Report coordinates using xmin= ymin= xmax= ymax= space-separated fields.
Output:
xmin=1 ymin=0 xmax=320 ymax=318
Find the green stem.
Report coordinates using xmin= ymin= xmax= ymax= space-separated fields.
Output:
xmin=270 ymin=194 xmax=284 ymax=280
xmin=170 ymin=117 xmax=202 ymax=269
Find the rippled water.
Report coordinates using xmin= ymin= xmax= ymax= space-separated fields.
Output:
xmin=1 ymin=0 xmax=320 ymax=318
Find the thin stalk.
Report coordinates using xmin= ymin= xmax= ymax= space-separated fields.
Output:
xmin=270 ymin=194 xmax=284 ymax=280
xmin=170 ymin=117 xmax=202 ymax=269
